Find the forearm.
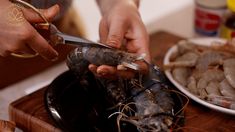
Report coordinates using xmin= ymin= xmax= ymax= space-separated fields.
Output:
xmin=96 ymin=0 xmax=140 ymax=15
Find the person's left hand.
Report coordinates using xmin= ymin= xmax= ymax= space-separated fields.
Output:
xmin=90 ymin=0 xmax=150 ymax=79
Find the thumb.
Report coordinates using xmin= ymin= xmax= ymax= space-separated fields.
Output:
xmin=106 ymin=21 xmax=126 ymax=48
xmin=22 ymin=4 xmax=60 ymax=23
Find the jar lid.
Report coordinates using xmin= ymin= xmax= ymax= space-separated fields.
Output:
xmin=196 ymin=0 xmax=227 ymax=8
xmin=228 ymin=0 xmax=235 ymax=12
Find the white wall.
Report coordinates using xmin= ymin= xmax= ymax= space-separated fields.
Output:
xmin=73 ymin=0 xmax=195 ymax=41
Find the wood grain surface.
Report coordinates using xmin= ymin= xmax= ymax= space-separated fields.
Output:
xmin=9 ymin=31 xmax=235 ymax=132
xmin=0 ymin=120 xmax=15 ymax=132
xmin=9 ymin=88 xmax=61 ymax=132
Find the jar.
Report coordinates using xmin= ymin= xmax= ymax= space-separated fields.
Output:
xmin=220 ymin=0 xmax=235 ymax=39
xmin=194 ymin=0 xmax=227 ymax=36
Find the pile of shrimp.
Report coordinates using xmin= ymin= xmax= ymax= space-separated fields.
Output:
xmin=164 ymin=40 xmax=235 ymax=110
xmin=67 ymin=46 xmax=187 ymax=132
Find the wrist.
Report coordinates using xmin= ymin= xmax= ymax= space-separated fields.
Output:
xmin=96 ymin=0 xmax=140 ymax=15
xmin=132 ymin=0 xmax=140 ymax=8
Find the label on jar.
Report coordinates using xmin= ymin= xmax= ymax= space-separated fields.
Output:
xmin=220 ymin=25 xmax=235 ymax=39
xmin=194 ymin=5 xmax=226 ymax=36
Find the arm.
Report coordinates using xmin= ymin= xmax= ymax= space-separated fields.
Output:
xmin=96 ymin=0 xmax=140 ymax=15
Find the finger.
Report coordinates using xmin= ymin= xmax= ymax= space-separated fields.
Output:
xmin=22 ymin=4 xmax=60 ymax=23
xmin=116 ymin=61 xmax=149 ymax=78
xmin=0 ymin=49 xmax=11 ymax=57
xmin=15 ymin=44 xmax=36 ymax=54
xmin=97 ymin=65 xmax=135 ymax=79
xmin=27 ymin=28 xmax=58 ymax=60
xmin=23 ymin=44 xmax=37 ymax=54
xmin=0 ymin=40 xmax=36 ymax=56
xmin=99 ymin=19 xmax=109 ymax=43
xmin=106 ymin=20 xmax=127 ymax=48
xmin=134 ymin=61 xmax=149 ymax=74
xmin=126 ymin=40 xmax=151 ymax=62
xmin=125 ymin=27 xmax=151 ymax=62
xmin=97 ymin=65 xmax=117 ymax=76
xmin=96 ymin=65 xmax=118 ymax=80
xmin=88 ymin=64 xmax=99 ymax=75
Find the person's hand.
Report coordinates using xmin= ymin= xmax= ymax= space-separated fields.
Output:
xmin=0 ymin=0 xmax=59 ymax=60
xmin=90 ymin=0 xmax=150 ymax=79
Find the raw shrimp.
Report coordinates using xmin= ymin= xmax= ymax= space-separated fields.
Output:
xmin=223 ymin=58 xmax=235 ymax=88
xmin=205 ymin=81 xmax=221 ymax=97
xmin=172 ymin=67 xmax=191 ymax=86
xmin=118 ymin=66 xmax=175 ymax=132
xmin=67 ymin=46 xmax=139 ymax=104
xmin=207 ymin=95 xmax=235 ymax=110
xmin=67 ymin=46 xmax=177 ymax=132
xmin=211 ymin=41 xmax=235 ymax=54
xmin=165 ymin=52 xmax=199 ymax=69
xmin=165 ymin=40 xmax=235 ymax=110
xmin=176 ymin=40 xmax=208 ymax=55
xmin=197 ymin=68 xmax=224 ymax=98
xmin=187 ymin=76 xmax=198 ymax=95
xmin=219 ymin=79 xmax=235 ymax=99
xmin=197 ymin=68 xmax=224 ymax=90
xmin=67 ymin=46 xmax=141 ymax=77
xmin=196 ymin=51 xmax=223 ymax=72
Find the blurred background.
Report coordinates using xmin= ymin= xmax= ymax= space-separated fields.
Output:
xmin=74 ymin=0 xmax=195 ymax=40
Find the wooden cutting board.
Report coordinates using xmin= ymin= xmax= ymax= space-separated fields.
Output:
xmin=9 ymin=31 xmax=235 ymax=132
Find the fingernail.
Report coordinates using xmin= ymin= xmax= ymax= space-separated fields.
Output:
xmin=98 ymin=71 xmax=107 ymax=76
xmin=97 ymin=69 xmax=107 ymax=76
xmin=117 ymin=65 xmax=127 ymax=70
xmin=50 ymin=4 xmax=59 ymax=10
xmin=97 ymin=68 xmax=102 ymax=74
xmin=54 ymin=4 xmax=60 ymax=11
xmin=51 ymin=51 xmax=59 ymax=61
xmin=106 ymin=40 xmax=117 ymax=47
xmin=107 ymin=43 xmax=115 ymax=47
xmin=106 ymin=38 xmax=122 ymax=48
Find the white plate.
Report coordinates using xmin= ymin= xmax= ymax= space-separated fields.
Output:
xmin=163 ymin=37 xmax=235 ymax=115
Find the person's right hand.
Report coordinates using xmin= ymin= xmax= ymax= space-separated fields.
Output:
xmin=0 ymin=0 xmax=59 ymax=60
